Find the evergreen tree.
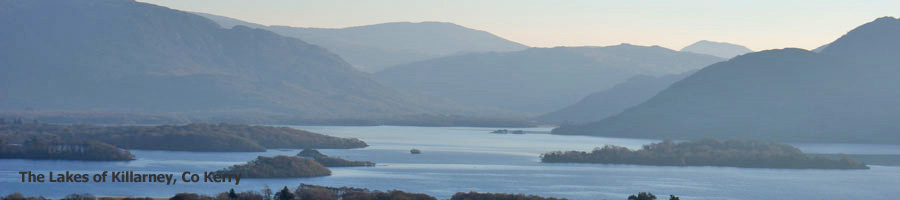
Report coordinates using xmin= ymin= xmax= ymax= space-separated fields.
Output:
xmin=228 ymin=189 xmax=237 ymax=199
xmin=262 ymin=185 xmax=272 ymax=200
xmin=275 ymin=186 xmax=294 ymax=200
xmin=628 ymin=192 xmax=657 ymax=200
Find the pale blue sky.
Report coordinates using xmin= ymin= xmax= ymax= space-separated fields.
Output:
xmin=139 ymin=0 xmax=898 ymax=51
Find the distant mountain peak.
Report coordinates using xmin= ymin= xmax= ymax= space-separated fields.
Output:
xmin=820 ymin=16 xmax=900 ymax=63
xmin=197 ymin=13 xmax=528 ymax=72
xmin=680 ymin=40 xmax=752 ymax=59
xmin=553 ymin=17 xmax=900 ymax=145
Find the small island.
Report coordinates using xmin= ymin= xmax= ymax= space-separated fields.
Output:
xmin=216 ymin=155 xmax=331 ymax=178
xmin=410 ymin=148 xmax=422 ymax=154
xmin=541 ymin=139 xmax=869 ymax=169
xmin=297 ymin=149 xmax=375 ymax=167
xmin=0 ymin=138 xmax=134 ymax=161
xmin=490 ymin=129 xmax=527 ymax=134
xmin=0 ymin=122 xmax=367 ymax=152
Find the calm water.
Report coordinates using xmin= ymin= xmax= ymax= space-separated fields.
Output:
xmin=2 ymin=126 xmax=900 ymax=199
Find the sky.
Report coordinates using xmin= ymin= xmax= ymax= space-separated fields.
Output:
xmin=138 ymin=0 xmax=898 ymax=51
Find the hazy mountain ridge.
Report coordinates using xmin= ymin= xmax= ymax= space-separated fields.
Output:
xmin=536 ymin=70 xmax=696 ymax=124
xmin=680 ymin=40 xmax=752 ymax=58
xmin=0 ymin=0 xmax=472 ymax=121
xmin=553 ymin=17 xmax=900 ymax=144
xmin=375 ymin=44 xmax=723 ymax=114
xmin=196 ymin=13 xmax=529 ymax=72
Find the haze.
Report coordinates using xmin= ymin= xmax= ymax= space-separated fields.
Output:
xmin=138 ymin=0 xmax=898 ymax=50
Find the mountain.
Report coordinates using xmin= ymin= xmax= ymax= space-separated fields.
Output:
xmin=811 ymin=43 xmax=829 ymax=52
xmin=553 ymin=17 xmax=900 ymax=144
xmin=0 ymin=0 xmax=461 ymax=121
xmin=374 ymin=44 xmax=723 ymax=114
xmin=536 ymin=70 xmax=696 ymax=124
xmin=196 ymin=13 xmax=529 ymax=72
xmin=680 ymin=40 xmax=753 ymax=58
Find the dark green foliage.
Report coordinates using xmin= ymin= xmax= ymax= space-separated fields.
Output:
xmin=61 ymin=194 xmax=96 ymax=200
xmin=275 ymin=187 xmax=293 ymax=200
xmin=297 ymin=149 xmax=375 ymax=167
xmin=0 ymin=112 xmax=536 ymax=128
xmin=297 ymin=188 xmax=336 ymax=200
xmin=120 ymin=198 xmax=155 ymax=200
xmin=296 ymin=184 xmax=436 ymax=200
xmin=217 ymin=156 xmax=331 ymax=178
xmin=542 ymin=139 xmax=868 ymax=169
xmin=0 ymin=137 xmax=134 ymax=161
xmin=262 ymin=185 xmax=273 ymax=200
xmin=216 ymin=191 xmax=263 ymax=200
xmin=628 ymin=192 xmax=656 ymax=200
xmin=171 ymin=193 xmax=214 ymax=200
xmin=668 ymin=195 xmax=680 ymax=200
xmin=0 ymin=123 xmax=366 ymax=152
xmin=450 ymin=192 xmax=566 ymax=200
xmin=2 ymin=193 xmax=47 ymax=200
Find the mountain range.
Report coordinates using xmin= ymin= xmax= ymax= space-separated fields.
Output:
xmin=553 ymin=17 xmax=900 ymax=144
xmin=196 ymin=13 xmax=529 ymax=72
xmin=0 ymin=0 xmax=468 ymax=122
xmin=374 ymin=44 xmax=723 ymax=114
xmin=536 ymin=70 xmax=696 ymax=124
xmin=680 ymin=40 xmax=753 ymax=59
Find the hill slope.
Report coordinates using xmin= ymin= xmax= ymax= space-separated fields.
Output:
xmin=553 ymin=17 xmax=900 ymax=144
xmin=0 ymin=0 xmax=457 ymax=120
xmin=680 ymin=40 xmax=753 ymax=59
xmin=196 ymin=13 xmax=529 ymax=72
xmin=375 ymin=45 xmax=723 ymax=114
xmin=536 ymin=70 xmax=695 ymax=124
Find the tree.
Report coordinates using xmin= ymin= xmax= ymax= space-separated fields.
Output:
xmin=669 ymin=195 xmax=680 ymax=200
xmin=61 ymin=193 xmax=96 ymax=200
xmin=628 ymin=192 xmax=656 ymax=200
xmin=274 ymin=186 xmax=294 ymax=200
xmin=297 ymin=188 xmax=335 ymax=200
xmin=229 ymin=189 xmax=237 ymax=199
xmin=262 ymin=185 xmax=273 ymax=200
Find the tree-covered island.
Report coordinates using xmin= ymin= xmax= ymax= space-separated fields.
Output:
xmin=215 ymin=155 xmax=332 ymax=178
xmin=541 ymin=139 xmax=868 ymax=169
xmin=0 ymin=122 xmax=367 ymax=153
xmin=0 ymin=137 xmax=135 ymax=161
xmin=296 ymin=149 xmax=375 ymax=167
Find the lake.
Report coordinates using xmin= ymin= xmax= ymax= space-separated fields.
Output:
xmin=2 ymin=126 xmax=899 ymax=199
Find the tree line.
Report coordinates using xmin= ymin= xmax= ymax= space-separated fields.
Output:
xmin=296 ymin=149 xmax=375 ymax=167
xmin=215 ymin=156 xmax=332 ymax=178
xmin=0 ymin=137 xmax=134 ymax=161
xmin=0 ymin=122 xmax=367 ymax=152
xmin=541 ymin=139 xmax=868 ymax=169
xmin=3 ymin=187 xmax=684 ymax=200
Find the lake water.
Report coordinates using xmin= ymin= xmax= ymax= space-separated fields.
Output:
xmin=2 ymin=126 xmax=899 ymax=199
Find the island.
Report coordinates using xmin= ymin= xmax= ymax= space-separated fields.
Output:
xmin=541 ymin=139 xmax=869 ymax=169
xmin=297 ymin=149 xmax=375 ymax=167
xmin=0 ymin=122 xmax=367 ymax=152
xmin=215 ymin=155 xmax=331 ymax=178
xmin=490 ymin=129 xmax=529 ymax=134
xmin=0 ymin=137 xmax=134 ymax=161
